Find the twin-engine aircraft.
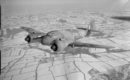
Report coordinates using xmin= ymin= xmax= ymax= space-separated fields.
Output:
xmin=21 ymin=21 xmax=114 ymax=53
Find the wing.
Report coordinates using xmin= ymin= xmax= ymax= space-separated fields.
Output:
xmin=110 ymin=16 xmax=130 ymax=21
xmin=69 ymin=42 xmax=114 ymax=49
xmin=21 ymin=26 xmax=46 ymax=35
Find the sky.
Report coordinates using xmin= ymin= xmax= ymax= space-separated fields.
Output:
xmin=1 ymin=0 xmax=130 ymax=16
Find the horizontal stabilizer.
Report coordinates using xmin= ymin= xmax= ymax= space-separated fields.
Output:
xmin=77 ymin=27 xmax=99 ymax=32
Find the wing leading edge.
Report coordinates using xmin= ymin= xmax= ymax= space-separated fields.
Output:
xmin=69 ymin=42 xmax=114 ymax=49
xmin=110 ymin=16 xmax=130 ymax=21
xmin=21 ymin=26 xmax=46 ymax=36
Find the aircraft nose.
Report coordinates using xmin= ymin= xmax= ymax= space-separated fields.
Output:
xmin=25 ymin=35 xmax=31 ymax=43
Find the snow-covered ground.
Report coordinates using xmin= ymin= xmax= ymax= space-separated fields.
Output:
xmin=1 ymin=10 xmax=130 ymax=80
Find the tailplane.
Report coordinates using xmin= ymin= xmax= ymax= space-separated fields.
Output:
xmin=77 ymin=20 xmax=100 ymax=37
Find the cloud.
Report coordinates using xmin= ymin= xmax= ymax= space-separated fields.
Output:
xmin=120 ymin=0 xmax=128 ymax=4
xmin=1 ymin=0 xmax=130 ymax=16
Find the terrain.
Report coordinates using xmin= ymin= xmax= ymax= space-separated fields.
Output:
xmin=1 ymin=9 xmax=130 ymax=80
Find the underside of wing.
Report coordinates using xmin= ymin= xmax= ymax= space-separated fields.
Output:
xmin=69 ymin=42 xmax=114 ymax=49
xmin=21 ymin=26 xmax=46 ymax=36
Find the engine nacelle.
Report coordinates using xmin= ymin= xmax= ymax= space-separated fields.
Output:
xmin=51 ymin=40 xmax=68 ymax=52
xmin=25 ymin=35 xmax=31 ymax=43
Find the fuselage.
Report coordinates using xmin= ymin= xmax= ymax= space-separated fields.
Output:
xmin=41 ymin=29 xmax=87 ymax=46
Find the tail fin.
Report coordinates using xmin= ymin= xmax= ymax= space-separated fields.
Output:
xmin=86 ymin=23 xmax=92 ymax=36
xmin=77 ymin=20 xmax=99 ymax=36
